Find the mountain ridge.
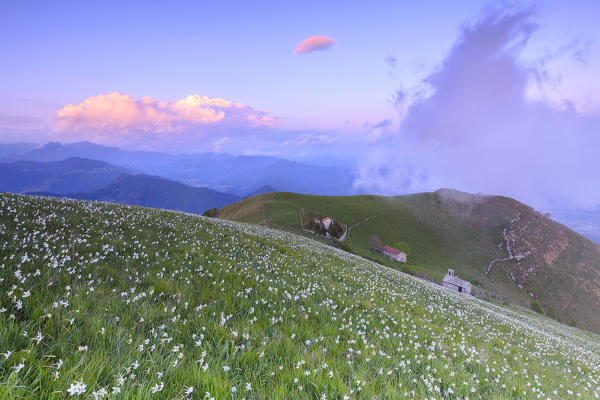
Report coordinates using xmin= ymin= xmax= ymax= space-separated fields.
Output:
xmin=29 ymin=173 xmax=242 ymax=215
xmin=3 ymin=141 xmax=355 ymax=196
xmin=0 ymin=156 xmax=131 ymax=193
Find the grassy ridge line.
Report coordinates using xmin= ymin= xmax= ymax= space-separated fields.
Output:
xmin=218 ymin=191 xmax=512 ymax=281
xmin=1 ymin=194 xmax=599 ymax=399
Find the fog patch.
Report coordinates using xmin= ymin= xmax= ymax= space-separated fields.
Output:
xmin=354 ymin=6 xmax=600 ymax=210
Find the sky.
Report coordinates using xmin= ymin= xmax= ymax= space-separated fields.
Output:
xmin=1 ymin=1 xmax=600 ymax=208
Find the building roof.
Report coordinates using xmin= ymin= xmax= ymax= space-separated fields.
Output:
xmin=382 ymin=245 xmax=405 ymax=256
xmin=442 ymin=274 xmax=471 ymax=288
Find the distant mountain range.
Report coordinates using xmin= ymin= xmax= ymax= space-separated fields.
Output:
xmin=0 ymin=142 xmax=39 ymax=159
xmin=0 ymin=142 xmax=289 ymax=214
xmin=1 ymin=141 xmax=355 ymax=196
xmin=31 ymin=173 xmax=242 ymax=215
xmin=0 ymin=157 xmax=131 ymax=193
xmin=4 ymin=141 xmax=600 ymax=246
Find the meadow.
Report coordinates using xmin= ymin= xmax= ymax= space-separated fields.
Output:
xmin=217 ymin=191 xmax=513 ymax=282
xmin=217 ymin=191 xmax=600 ymax=333
xmin=1 ymin=193 xmax=599 ymax=399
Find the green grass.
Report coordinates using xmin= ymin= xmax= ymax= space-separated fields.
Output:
xmin=218 ymin=191 xmax=600 ymax=333
xmin=1 ymin=193 xmax=600 ymax=399
xmin=218 ymin=191 xmax=514 ymax=281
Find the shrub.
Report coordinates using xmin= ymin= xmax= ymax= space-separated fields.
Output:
xmin=546 ymin=305 xmax=558 ymax=320
xmin=570 ymin=319 xmax=581 ymax=329
xmin=393 ymin=241 xmax=410 ymax=257
xmin=530 ymin=299 xmax=545 ymax=314
xmin=369 ymin=234 xmax=382 ymax=251
xmin=202 ymin=207 xmax=219 ymax=217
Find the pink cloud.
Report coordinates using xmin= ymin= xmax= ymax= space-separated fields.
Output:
xmin=56 ymin=93 xmax=276 ymax=134
xmin=294 ymin=36 xmax=336 ymax=54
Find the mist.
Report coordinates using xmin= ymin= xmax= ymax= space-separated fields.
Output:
xmin=353 ymin=7 xmax=600 ymax=210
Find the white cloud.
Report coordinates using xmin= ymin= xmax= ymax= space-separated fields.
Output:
xmin=283 ymin=133 xmax=334 ymax=147
xmin=57 ymin=93 xmax=276 ymax=132
xmin=354 ymin=7 xmax=600 ymax=209
xmin=53 ymin=92 xmax=277 ymax=151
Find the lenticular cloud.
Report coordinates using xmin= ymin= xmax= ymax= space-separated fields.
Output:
xmin=294 ymin=36 xmax=336 ymax=54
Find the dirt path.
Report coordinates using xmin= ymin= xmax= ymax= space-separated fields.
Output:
xmin=349 ymin=211 xmax=393 ymax=230
xmin=297 ymin=208 xmax=348 ymax=242
xmin=337 ymin=225 xmax=348 ymax=242
xmin=485 ymin=212 xmax=521 ymax=276
xmin=304 ymin=210 xmax=390 ymax=243
xmin=261 ymin=193 xmax=275 ymax=226
xmin=297 ymin=208 xmax=312 ymax=233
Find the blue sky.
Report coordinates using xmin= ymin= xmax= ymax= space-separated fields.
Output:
xmin=0 ymin=1 xmax=485 ymax=130
xmin=1 ymin=1 xmax=600 ymax=208
xmin=1 ymin=1 xmax=598 ymax=134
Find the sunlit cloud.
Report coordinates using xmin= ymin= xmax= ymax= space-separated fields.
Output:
xmin=294 ymin=36 xmax=336 ymax=54
xmin=52 ymin=93 xmax=278 ymax=151
xmin=56 ymin=93 xmax=276 ymax=134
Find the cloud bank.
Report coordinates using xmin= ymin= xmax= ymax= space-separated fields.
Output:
xmin=354 ymin=7 xmax=600 ymax=209
xmin=57 ymin=93 xmax=275 ymax=133
xmin=54 ymin=93 xmax=276 ymax=151
xmin=294 ymin=36 xmax=336 ymax=54
xmin=52 ymin=93 xmax=343 ymax=160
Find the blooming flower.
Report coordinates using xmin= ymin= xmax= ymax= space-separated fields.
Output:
xmin=150 ymin=382 xmax=164 ymax=393
xmin=67 ymin=381 xmax=87 ymax=396
xmin=13 ymin=360 xmax=25 ymax=374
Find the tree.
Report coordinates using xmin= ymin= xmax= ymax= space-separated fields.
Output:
xmin=569 ymin=319 xmax=581 ymax=329
xmin=329 ymin=221 xmax=345 ymax=239
xmin=369 ymin=235 xmax=382 ymax=251
xmin=393 ymin=241 xmax=410 ymax=257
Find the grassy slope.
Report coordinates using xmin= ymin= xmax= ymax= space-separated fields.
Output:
xmin=218 ymin=191 xmax=513 ymax=281
xmin=479 ymin=208 xmax=600 ymax=332
xmin=1 ymin=194 xmax=600 ymax=399
xmin=218 ymin=191 xmax=600 ymax=333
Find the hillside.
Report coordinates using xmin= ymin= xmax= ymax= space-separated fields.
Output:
xmin=32 ymin=173 xmax=241 ymax=215
xmin=0 ymin=157 xmax=129 ymax=193
xmin=218 ymin=189 xmax=600 ymax=333
xmin=1 ymin=193 xmax=599 ymax=399
xmin=244 ymin=184 xmax=278 ymax=198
